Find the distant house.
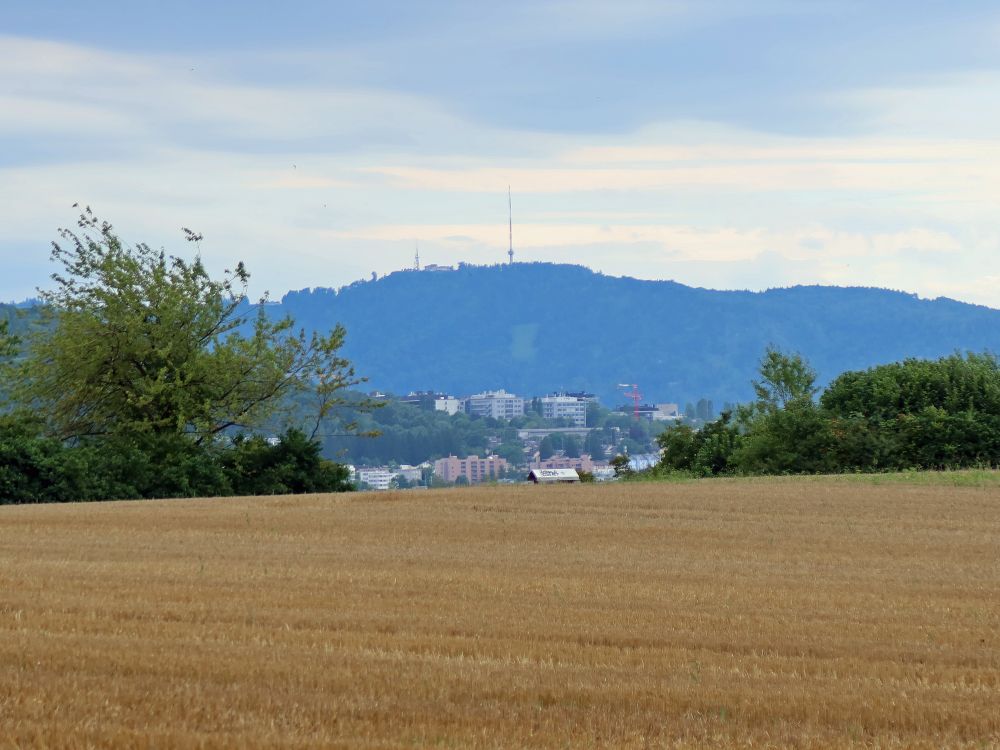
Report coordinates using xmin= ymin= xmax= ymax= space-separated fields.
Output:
xmin=527 ymin=468 xmax=580 ymax=484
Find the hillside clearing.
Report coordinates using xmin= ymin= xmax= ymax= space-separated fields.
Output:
xmin=1 ymin=480 xmax=998 ymax=748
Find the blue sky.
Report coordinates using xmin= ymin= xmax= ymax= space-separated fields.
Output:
xmin=3 ymin=1 xmax=1000 ymax=305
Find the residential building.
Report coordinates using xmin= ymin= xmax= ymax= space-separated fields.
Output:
xmin=355 ymin=467 xmax=395 ymax=490
xmin=516 ymin=427 xmax=594 ymax=441
xmin=401 ymin=391 xmax=462 ymax=415
xmin=627 ymin=453 xmax=660 ymax=471
xmin=539 ymin=393 xmax=590 ymax=427
xmin=621 ymin=403 xmax=682 ymax=422
xmin=464 ymin=389 xmax=525 ymax=420
xmin=433 ymin=396 xmax=462 ymax=415
xmin=433 ymin=454 xmax=509 ymax=484
xmin=654 ymin=403 xmax=681 ymax=420
xmin=396 ymin=464 xmax=424 ymax=483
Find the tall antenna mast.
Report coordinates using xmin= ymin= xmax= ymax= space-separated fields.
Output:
xmin=414 ymin=241 xmax=420 ymax=271
xmin=507 ymin=185 xmax=514 ymax=265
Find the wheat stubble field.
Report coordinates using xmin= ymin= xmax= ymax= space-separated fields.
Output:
xmin=1 ymin=479 xmax=998 ymax=748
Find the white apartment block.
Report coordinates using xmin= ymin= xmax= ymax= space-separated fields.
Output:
xmin=540 ymin=394 xmax=589 ymax=427
xmin=464 ymin=389 xmax=525 ymax=420
xmin=433 ymin=396 xmax=462 ymax=416
xmin=355 ymin=467 xmax=395 ymax=491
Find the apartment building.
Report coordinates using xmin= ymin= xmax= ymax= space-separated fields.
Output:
xmin=539 ymin=393 xmax=591 ymax=427
xmin=464 ymin=390 xmax=525 ymax=420
xmin=433 ymin=454 xmax=509 ymax=484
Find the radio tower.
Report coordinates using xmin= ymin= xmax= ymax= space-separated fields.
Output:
xmin=414 ymin=241 xmax=420 ymax=271
xmin=507 ymin=186 xmax=514 ymax=265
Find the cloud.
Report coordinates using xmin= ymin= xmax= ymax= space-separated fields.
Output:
xmin=1 ymin=31 xmax=1000 ymax=310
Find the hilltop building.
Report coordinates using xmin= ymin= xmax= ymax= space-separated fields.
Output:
xmin=464 ymin=390 xmax=525 ymax=420
xmin=539 ymin=392 xmax=596 ymax=427
xmin=434 ymin=454 xmax=508 ymax=484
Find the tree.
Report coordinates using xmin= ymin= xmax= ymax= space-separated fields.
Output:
xmin=0 ymin=319 xmax=17 ymax=361
xmin=15 ymin=210 xmax=363 ymax=443
xmin=538 ymin=435 xmax=555 ymax=460
xmin=584 ymin=429 xmax=606 ymax=460
xmin=586 ymin=401 xmax=603 ymax=427
xmin=657 ymin=412 xmax=741 ymax=476
xmin=732 ymin=400 xmax=835 ymax=474
xmin=563 ymin=434 xmax=581 ymax=458
xmin=751 ymin=346 xmax=818 ymax=412
xmin=695 ymin=398 xmax=714 ymax=422
xmin=610 ymin=454 xmax=632 ymax=478
xmin=496 ymin=441 xmax=525 ymax=466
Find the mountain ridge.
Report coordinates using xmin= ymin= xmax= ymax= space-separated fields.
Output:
xmin=270 ymin=262 xmax=1000 ymax=406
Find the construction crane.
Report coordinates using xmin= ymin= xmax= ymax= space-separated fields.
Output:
xmin=617 ymin=383 xmax=643 ymax=421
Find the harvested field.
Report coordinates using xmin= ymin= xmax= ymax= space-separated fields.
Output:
xmin=1 ymin=479 xmax=999 ymax=748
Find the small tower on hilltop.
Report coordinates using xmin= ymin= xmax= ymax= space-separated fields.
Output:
xmin=414 ymin=241 xmax=421 ymax=271
xmin=507 ymin=186 xmax=515 ymax=265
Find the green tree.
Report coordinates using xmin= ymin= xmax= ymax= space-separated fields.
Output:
xmin=732 ymin=400 xmax=834 ymax=474
xmin=586 ymin=401 xmax=604 ymax=427
xmin=695 ymin=398 xmax=714 ymax=422
xmin=221 ymin=429 xmax=351 ymax=495
xmin=610 ymin=454 xmax=632 ymax=478
xmin=15 ymin=210 xmax=363 ymax=443
xmin=496 ymin=441 xmax=525 ymax=466
xmin=563 ymin=434 xmax=581 ymax=458
xmin=0 ymin=319 xmax=17 ymax=361
xmin=538 ymin=435 xmax=555 ymax=460
xmin=584 ymin=429 xmax=606 ymax=460
xmin=751 ymin=346 xmax=818 ymax=413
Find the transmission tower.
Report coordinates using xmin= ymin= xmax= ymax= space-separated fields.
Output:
xmin=507 ymin=186 xmax=514 ymax=265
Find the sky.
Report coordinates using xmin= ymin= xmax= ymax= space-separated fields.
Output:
xmin=3 ymin=0 xmax=1000 ymax=306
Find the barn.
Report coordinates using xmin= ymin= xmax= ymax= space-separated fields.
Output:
xmin=526 ymin=468 xmax=580 ymax=484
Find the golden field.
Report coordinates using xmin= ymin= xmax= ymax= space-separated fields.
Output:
xmin=1 ymin=478 xmax=998 ymax=748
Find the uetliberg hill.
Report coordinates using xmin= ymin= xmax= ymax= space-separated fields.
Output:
xmin=275 ymin=263 xmax=1000 ymax=405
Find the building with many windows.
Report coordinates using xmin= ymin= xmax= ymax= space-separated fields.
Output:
xmin=539 ymin=393 xmax=594 ymax=427
xmin=433 ymin=454 xmax=509 ymax=484
xmin=355 ymin=467 xmax=395 ymax=491
xmin=464 ymin=390 xmax=525 ymax=420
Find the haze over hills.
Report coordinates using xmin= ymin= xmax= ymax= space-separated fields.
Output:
xmin=274 ymin=263 xmax=1000 ymax=406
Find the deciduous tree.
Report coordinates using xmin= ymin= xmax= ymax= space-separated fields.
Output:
xmin=15 ymin=210 xmax=362 ymax=443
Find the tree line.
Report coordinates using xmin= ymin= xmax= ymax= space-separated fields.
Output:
xmin=654 ymin=347 xmax=1000 ymax=477
xmin=0 ymin=210 xmax=366 ymax=504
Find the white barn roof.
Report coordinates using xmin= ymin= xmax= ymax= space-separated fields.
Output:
xmin=527 ymin=468 xmax=580 ymax=483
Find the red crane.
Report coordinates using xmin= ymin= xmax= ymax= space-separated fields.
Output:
xmin=617 ymin=383 xmax=643 ymax=421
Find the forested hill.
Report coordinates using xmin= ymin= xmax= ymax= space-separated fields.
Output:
xmin=275 ymin=263 xmax=1000 ymax=405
